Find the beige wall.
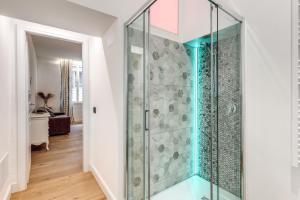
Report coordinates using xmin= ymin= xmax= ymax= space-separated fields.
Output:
xmin=36 ymin=58 xmax=61 ymax=112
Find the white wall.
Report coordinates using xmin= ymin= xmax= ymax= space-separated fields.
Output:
xmin=226 ymin=0 xmax=296 ymax=199
xmin=7 ymin=1 xmax=295 ymax=200
xmin=179 ymin=0 xmax=210 ymax=42
xmin=0 ymin=1 xmax=297 ymax=200
xmin=88 ymin=34 xmax=123 ymax=200
xmin=92 ymin=0 xmax=298 ymax=200
xmin=36 ymin=58 xmax=61 ymax=111
xmin=0 ymin=15 xmax=17 ymax=200
xmin=179 ymin=0 xmax=238 ymax=43
xmin=103 ymin=19 xmax=126 ymax=200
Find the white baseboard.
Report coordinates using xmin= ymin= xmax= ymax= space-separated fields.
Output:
xmin=1 ymin=181 xmax=11 ymax=200
xmin=4 ymin=187 xmax=11 ymax=200
xmin=90 ymin=165 xmax=117 ymax=200
xmin=11 ymin=182 xmax=21 ymax=193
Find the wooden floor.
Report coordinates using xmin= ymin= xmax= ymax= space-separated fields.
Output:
xmin=11 ymin=125 xmax=106 ymax=200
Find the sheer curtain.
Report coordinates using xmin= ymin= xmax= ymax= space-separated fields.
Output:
xmin=60 ymin=59 xmax=83 ymax=123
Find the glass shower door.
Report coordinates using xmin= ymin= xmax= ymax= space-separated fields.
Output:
xmin=146 ymin=3 xmax=198 ymax=198
xmin=126 ymin=11 xmax=149 ymax=200
xmin=211 ymin=3 xmax=242 ymax=200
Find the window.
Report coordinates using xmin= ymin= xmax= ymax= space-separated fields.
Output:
xmin=71 ymin=61 xmax=83 ymax=103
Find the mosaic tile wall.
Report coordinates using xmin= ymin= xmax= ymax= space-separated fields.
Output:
xmin=127 ymin=27 xmax=195 ymax=199
xmin=192 ymin=26 xmax=242 ymax=197
xmin=218 ymin=28 xmax=242 ymax=197
xmin=216 ymin=29 xmax=241 ymax=197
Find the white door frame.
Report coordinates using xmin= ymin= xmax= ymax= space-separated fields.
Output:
xmin=15 ymin=19 xmax=90 ymax=191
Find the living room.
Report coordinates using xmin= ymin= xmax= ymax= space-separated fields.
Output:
xmin=26 ymin=33 xmax=86 ymax=188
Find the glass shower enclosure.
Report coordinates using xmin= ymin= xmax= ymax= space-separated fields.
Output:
xmin=125 ymin=0 xmax=242 ymax=200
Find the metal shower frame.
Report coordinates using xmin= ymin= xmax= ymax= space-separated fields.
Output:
xmin=123 ymin=0 xmax=245 ymax=199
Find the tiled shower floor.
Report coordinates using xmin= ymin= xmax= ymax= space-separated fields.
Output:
xmin=151 ymin=176 xmax=240 ymax=200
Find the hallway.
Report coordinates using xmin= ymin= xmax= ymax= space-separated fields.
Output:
xmin=11 ymin=125 xmax=106 ymax=200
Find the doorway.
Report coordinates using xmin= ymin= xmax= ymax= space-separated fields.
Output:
xmin=15 ymin=22 xmax=90 ymax=191
xmin=28 ymin=33 xmax=84 ymax=183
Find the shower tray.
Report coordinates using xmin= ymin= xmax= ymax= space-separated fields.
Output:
xmin=151 ymin=176 xmax=241 ymax=200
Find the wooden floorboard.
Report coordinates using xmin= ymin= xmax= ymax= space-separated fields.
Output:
xmin=11 ymin=125 xmax=106 ymax=200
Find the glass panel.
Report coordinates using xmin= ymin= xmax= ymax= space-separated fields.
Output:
xmin=126 ymin=2 xmax=242 ymax=200
xmin=126 ymin=12 xmax=148 ymax=200
xmin=184 ymin=4 xmax=216 ymax=199
xmin=145 ymin=10 xmax=151 ymax=200
xmin=210 ymin=4 xmax=219 ymax=200
xmin=216 ymin=7 xmax=242 ymax=200
xmin=148 ymin=7 xmax=195 ymax=198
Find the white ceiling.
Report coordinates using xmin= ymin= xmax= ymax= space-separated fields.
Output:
xmin=66 ymin=0 xmax=148 ymax=20
xmin=0 ymin=0 xmax=116 ymax=36
xmin=31 ymin=34 xmax=82 ymax=61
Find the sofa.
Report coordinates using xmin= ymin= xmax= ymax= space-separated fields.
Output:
xmin=48 ymin=112 xmax=71 ymax=136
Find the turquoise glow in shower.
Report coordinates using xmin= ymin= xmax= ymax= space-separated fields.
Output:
xmin=184 ymin=24 xmax=241 ymax=178
xmin=184 ymin=35 xmax=211 ymax=176
xmin=185 ymin=44 xmax=200 ymax=175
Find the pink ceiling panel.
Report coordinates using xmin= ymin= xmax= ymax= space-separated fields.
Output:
xmin=150 ymin=0 xmax=179 ymax=34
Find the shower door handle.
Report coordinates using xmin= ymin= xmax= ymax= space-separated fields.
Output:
xmin=145 ymin=110 xmax=149 ymax=131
